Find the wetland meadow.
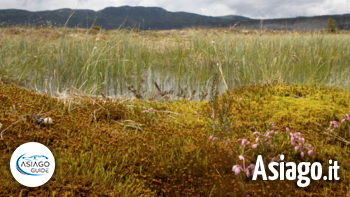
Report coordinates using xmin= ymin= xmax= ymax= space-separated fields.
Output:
xmin=0 ymin=27 xmax=350 ymax=196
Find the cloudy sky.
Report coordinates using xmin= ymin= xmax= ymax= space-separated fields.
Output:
xmin=1 ymin=0 xmax=349 ymax=19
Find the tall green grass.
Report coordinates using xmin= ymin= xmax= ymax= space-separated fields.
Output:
xmin=1 ymin=28 xmax=350 ymax=98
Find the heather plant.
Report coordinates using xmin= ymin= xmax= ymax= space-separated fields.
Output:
xmin=288 ymin=129 xmax=314 ymax=157
xmin=232 ymin=155 xmax=255 ymax=177
xmin=233 ymin=123 xmax=315 ymax=179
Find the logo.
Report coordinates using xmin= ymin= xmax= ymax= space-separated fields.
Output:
xmin=10 ymin=142 xmax=55 ymax=187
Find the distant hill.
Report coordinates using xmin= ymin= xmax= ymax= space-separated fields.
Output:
xmin=0 ymin=6 xmax=246 ymax=30
xmin=209 ymin=14 xmax=350 ymax=31
xmin=218 ymin=15 xmax=249 ymax=21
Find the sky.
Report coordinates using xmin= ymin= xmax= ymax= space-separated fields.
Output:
xmin=1 ymin=0 xmax=349 ymax=19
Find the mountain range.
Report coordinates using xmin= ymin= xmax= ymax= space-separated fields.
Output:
xmin=0 ymin=6 xmax=248 ymax=30
xmin=0 ymin=6 xmax=349 ymax=30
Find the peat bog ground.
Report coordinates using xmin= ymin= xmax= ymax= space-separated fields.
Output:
xmin=0 ymin=27 xmax=350 ymax=196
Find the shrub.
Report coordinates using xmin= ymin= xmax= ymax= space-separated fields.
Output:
xmin=326 ymin=18 xmax=337 ymax=33
xmin=92 ymin=26 xmax=101 ymax=31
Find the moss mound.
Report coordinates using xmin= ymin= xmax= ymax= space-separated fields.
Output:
xmin=0 ymin=83 xmax=349 ymax=196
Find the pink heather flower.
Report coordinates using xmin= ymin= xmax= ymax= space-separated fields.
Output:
xmin=286 ymin=127 xmax=289 ymax=132
xmin=246 ymin=171 xmax=250 ymax=177
xmin=209 ymin=136 xmax=213 ymax=140
xmin=308 ymin=149 xmax=313 ymax=156
xmin=295 ymin=146 xmax=299 ymax=151
xmin=212 ymin=137 xmax=219 ymax=140
xmin=252 ymin=132 xmax=260 ymax=136
xmin=275 ymin=132 xmax=278 ymax=135
xmin=342 ymin=118 xmax=346 ymax=123
xmin=232 ymin=165 xmax=241 ymax=175
xmin=291 ymin=137 xmax=295 ymax=145
xmin=252 ymin=144 xmax=258 ymax=148
xmin=301 ymin=152 xmax=304 ymax=157
xmin=176 ymin=113 xmax=181 ymax=115
xmin=255 ymin=137 xmax=259 ymax=143
xmin=237 ymin=139 xmax=242 ymax=142
xmin=242 ymin=139 xmax=250 ymax=147
xmin=264 ymin=142 xmax=269 ymax=146
xmin=267 ymin=136 xmax=271 ymax=139
xmin=149 ymin=108 xmax=154 ymax=111
xmin=239 ymin=155 xmax=244 ymax=160
xmin=270 ymin=145 xmax=274 ymax=149
xmin=248 ymin=164 xmax=255 ymax=170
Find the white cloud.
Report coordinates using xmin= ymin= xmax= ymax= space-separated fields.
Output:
xmin=0 ymin=0 xmax=349 ymax=19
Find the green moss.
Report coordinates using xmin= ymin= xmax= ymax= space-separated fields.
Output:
xmin=0 ymin=83 xmax=349 ymax=196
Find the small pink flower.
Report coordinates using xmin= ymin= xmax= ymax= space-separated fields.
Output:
xmin=213 ymin=137 xmax=218 ymax=140
xmin=252 ymin=144 xmax=258 ymax=148
xmin=308 ymin=149 xmax=313 ymax=156
xmin=237 ymin=139 xmax=242 ymax=142
xmin=176 ymin=113 xmax=181 ymax=115
xmin=209 ymin=136 xmax=213 ymax=140
xmin=270 ymin=145 xmax=274 ymax=149
xmin=255 ymin=137 xmax=259 ymax=143
xmin=291 ymin=137 xmax=295 ymax=145
xmin=246 ymin=171 xmax=250 ymax=177
xmin=252 ymin=132 xmax=260 ymax=136
xmin=232 ymin=165 xmax=241 ymax=175
xmin=286 ymin=127 xmax=289 ymax=132
xmin=295 ymin=146 xmax=299 ymax=151
xmin=264 ymin=142 xmax=269 ymax=146
xmin=301 ymin=151 xmax=304 ymax=157
xmin=239 ymin=155 xmax=244 ymax=160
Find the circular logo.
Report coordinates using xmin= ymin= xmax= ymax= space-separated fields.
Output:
xmin=10 ymin=142 xmax=55 ymax=187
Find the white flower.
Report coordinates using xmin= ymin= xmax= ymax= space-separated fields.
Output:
xmin=96 ymin=37 xmax=99 ymax=42
xmin=93 ymin=46 xmax=97 ymax=50
xmin=239 ymin=155 xmax=244 ymax=160
xmin=106 ymin=40 xmax=110 ymax=44
xmin=212 ymin=41 xmax=215 ymax=45
xmin=44 ymin=117 xmax=52 ymax=125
